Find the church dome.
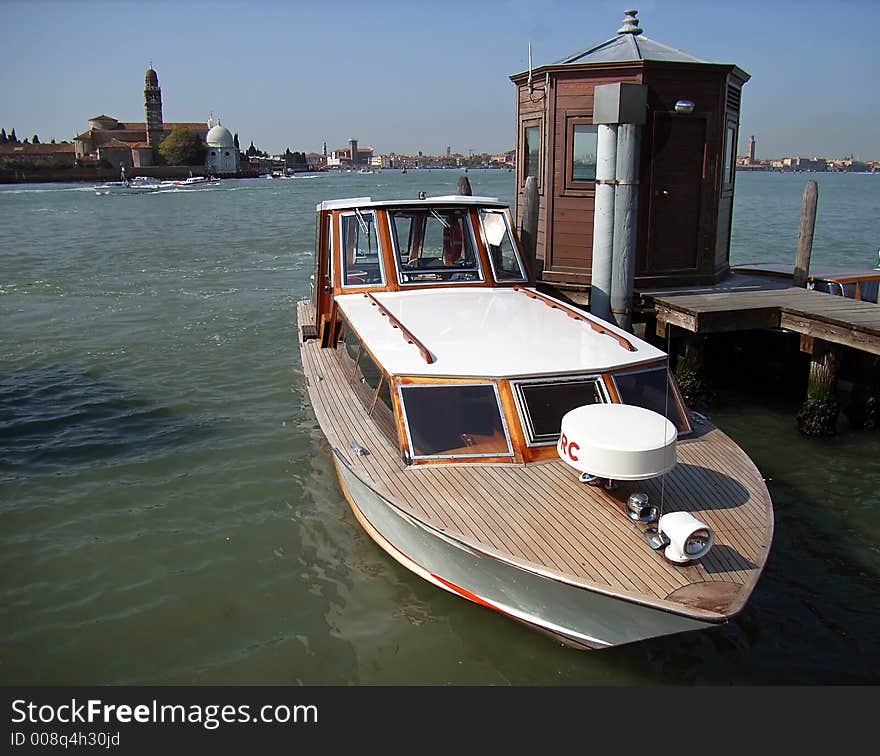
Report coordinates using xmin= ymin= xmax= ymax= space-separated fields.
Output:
xmin=206 ymin=123 xmax=235 ymax=148
xmin=145 ymin=67 xmax=158 ymax=87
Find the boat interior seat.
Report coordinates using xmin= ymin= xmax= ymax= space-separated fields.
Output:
xmin=346 ymin=264 xmax=382 ymax=285
xmin=404 ymin=257 xmax=441 ymax=269
xmin=412 ymin=430 xmax=508 ymax=459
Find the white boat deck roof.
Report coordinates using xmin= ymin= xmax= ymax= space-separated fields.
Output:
xmin=316 ymin=195 xmax=507 ymax=212
xmin=336 ymin=288 xmax=665 ymax=378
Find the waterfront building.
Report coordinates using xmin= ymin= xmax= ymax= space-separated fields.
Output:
xmin=306 ymin=152 xmax=326 ymax=170
xmin=205 ymin=119 xmax=239 ymax=174
xmin=326 ymin=144 xmax=375 ymax=168
xmin=0 ymin=141 xmax=76 ymax=165
xmin=73 ymin=67 xmax=238 ymax=173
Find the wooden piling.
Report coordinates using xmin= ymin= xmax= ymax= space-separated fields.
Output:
xmin=792 ymin=180 xmax=818 ymax=288
xmin=796 ymin=338 xmax=839 ymax=436
xmin=520 ymin=176 xmax=539 ymax=280
xmin=673 ymin=332 xmax=711 ymax=410
xmin=457 ymin=175 xmax=472 ymax=196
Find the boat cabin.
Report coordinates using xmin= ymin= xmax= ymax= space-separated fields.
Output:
xmin=306 ymin=194 xmax=691 ymax=468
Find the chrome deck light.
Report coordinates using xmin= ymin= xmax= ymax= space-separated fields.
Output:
xmin=656 ymin=511 xmax=714 ymax=563
xmin=626 ymin=492 xmax=658 ymax=522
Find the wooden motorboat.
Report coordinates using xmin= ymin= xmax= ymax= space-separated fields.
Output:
xmin=296 ymin=193 xmax=774 ymax=650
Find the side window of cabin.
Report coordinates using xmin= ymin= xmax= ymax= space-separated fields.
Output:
xmin=372 ymin=380 xmax=398 ymax=447
xmin=324 ymin=214 xmax=332 ymax=282
xmin=339 ymin=318 xmax=362 ymax=379
xmin=338 ymin=317 xmax=399 ymax=447
xmin=340 ymin=210 xmax=385 ymax=288
xmin=353 ymin=346 xmax=382 ymax=407
xmin=479 ymin=209 xmax=527 ymax=282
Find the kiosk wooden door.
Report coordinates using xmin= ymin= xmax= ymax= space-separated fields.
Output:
xmin=646 ymin=114 xmax=706 ymax=273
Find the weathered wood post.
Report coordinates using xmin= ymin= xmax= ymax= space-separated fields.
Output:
xmin=792 ymin=182 xmax=837 ymax=436
xmin=792 ymin=180 xmax=818 ymax=288
xmin=796 ymin=337 xmax=839 ymax=436
xmin=520 ymin=175 xmax=539 ymax=281
xmin=674 ymin=333 xmax=711 ymax=410
xmin=457 ymin=175 xmax=472 ymax=196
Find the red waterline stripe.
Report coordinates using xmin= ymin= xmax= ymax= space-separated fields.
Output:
xmin=431 ymin=573 xmax=507 ymax=613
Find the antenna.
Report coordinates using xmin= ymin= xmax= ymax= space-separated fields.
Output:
xmin=527 ymin=42 xmax=533 ymax=94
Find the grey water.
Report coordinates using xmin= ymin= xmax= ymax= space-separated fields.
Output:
xmin=1 ymin=170 xmax=878 ymax=684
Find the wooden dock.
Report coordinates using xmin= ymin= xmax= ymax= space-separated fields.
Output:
xmin=638 ymin=272 xmax=880 ymax=357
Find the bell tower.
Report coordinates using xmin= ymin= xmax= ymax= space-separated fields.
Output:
xmin=144 ymin=66 xmax=164 ymax=149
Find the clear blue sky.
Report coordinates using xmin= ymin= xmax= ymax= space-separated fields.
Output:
xmin=2 ymin=0 xmax=877 ymax=159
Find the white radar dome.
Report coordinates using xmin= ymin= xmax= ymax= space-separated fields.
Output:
xmin=557 ymin=403 xmax=677 ymax=480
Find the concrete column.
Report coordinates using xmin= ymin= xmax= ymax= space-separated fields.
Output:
xmin=610 ymin=123 xmax=641 ymax=332
xmin=589 ymin=123 xmax=618 ymax=323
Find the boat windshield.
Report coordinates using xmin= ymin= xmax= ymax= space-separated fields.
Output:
xmin=479 ymin=209 xmax=527 ymax=282
xmin=399 ymin=383 xmax=512 ymax=459
xmin=389 ymin=208 xmax=483 ymax=284
xmin=612 ymin=367 xmax=691 ymax=433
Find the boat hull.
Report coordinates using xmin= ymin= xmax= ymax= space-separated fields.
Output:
xmin=332 ymin=448 xmax=717 ymax=650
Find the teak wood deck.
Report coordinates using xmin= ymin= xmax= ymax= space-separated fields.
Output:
xmin=639 ymin=273 xmax=880 ymax=356
xmin=297 ymin=299 xmax=774 ymax=620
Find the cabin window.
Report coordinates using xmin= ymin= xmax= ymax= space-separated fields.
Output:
xmin=353 ymin=345 xmax=383 ymax=406
xmin=563 ymin=117 xmax=599 ymax=193
xmin=338 ymin=317 xmax=399 ymax=447
xmin=513 ymin=376 xmax=608 ymax=446
xmin=479 ymin=209 xmax=527 ymax=282
xmin=723 ymin=122 xmax=737 ymax=186
xmin=571 ymin=125 xmax=598 ymax=181
xmin=339 ymin=319 xmax=362 ymax=379
xmin=324 ymin=214 xmax=332 ymax=281
xmin=372 ymin=379 xmax=398 ymax=447
xmin=340 ymin=210 xmax=385 ymax=288
xmin=523 ymin=123 xmax=541 ymax=186
xmin=389 ymin=208 xmax=483 ymax=284
xmin=399 ymin=383 xmax=512 ymax=459
xmin=612 ymin=367 xmax=691 ymax=434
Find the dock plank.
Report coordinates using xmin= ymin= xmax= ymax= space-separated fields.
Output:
xmin=645 ymin=281 xmax=880 ymax=355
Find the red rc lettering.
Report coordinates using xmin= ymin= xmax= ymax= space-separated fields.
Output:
xmin=558 ymin=434 xmax=580 ymax=462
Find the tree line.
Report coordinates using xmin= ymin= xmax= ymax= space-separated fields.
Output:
xmin=1 ymin=128 xmax=63 ymax=145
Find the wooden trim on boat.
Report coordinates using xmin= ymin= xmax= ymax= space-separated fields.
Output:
xmin=512 ymin=286 xmax=637 ymax=352
xmin=364 ymin=292 xmax=435 ymax=364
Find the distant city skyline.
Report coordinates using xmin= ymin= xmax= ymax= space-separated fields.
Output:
xmin=2 ymin=1 xmax=878 ymax=160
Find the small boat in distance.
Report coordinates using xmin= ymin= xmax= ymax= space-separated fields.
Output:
xmin=296 ymin=193 xmax=774 ymax=650
xmin=96 ymin=168 xmax=221 ymax=195
xmin=95 ymin=167 xmax=164 ymax=195
xmin=170 ymin=175 xmax=221 ymax=189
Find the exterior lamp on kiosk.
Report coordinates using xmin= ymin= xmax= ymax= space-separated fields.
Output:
xmin=674 ymin=100 xmax=695 ymax=114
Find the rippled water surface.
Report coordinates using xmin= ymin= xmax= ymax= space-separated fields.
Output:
xmin=1 ymin=170 xmax=878 ymax=684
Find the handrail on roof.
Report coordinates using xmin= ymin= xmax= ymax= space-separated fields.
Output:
xmin=364 ymin=293 xmax=435 ymax=364
xmin=513 ymin=286 xmax=637 ymax=352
